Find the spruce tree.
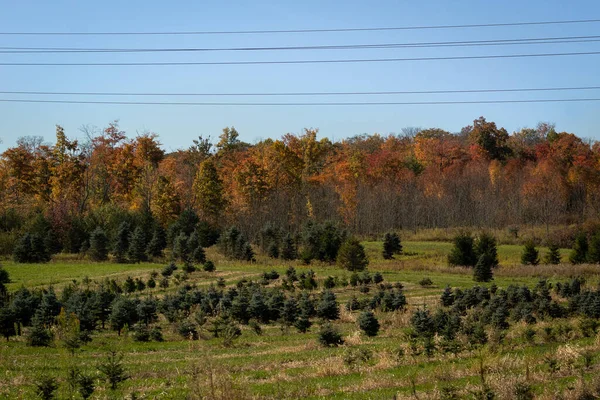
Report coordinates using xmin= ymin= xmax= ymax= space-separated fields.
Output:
xmin=544 ymin=243 xmax=561 ymax=265
xmin=44 ymin=229 xmax=62 ymax=255
xmin=475 ymin=232 xmax=498 ymax=267
xmin=280 ymin=233 xmax=297 ymax=260
xmin=587 ymin=231 xmax=600 ymax=263
xmin=267 ymin=241 xmax=280 ymax=259
xmin=0 ymin=307 xmax=16 ymax=340
xmin=521 ymin=241 xmax=540 ymax=266
xmin=441 ymin=285 xmax=454 ymax=307
xmin=448 ymin=233 xmax=476 ymax=267
xmin=337 ymin=238 xmax=369 ymax=271
xmin=146 ymin=225 xmax=167 ymax=258
xmin=172 ymin=232 xmax=189 ymax=263
xmin=382 ymin=232 xmax=402 ymax=260
xmin=473 ymin=253 xmax=494 ymax=282
xmin=113 ymin=222 xmax=131 ymax=263
xmin=128 ymin=227 xmax=147 ymax=263
xmin=318 ymin=323 xmax=344 ymax=347
xmin=89 ymin=227 xmax=108 ymax=261
xmin=357 ymin=311 xmax=380 ymax=336
xmin=316 ymin=290 xmax=340 ymax=320
xmin=570 ymin=233 xmax=588 ymax=264
xmin=13 ymin=233 xmax=33 ymax=263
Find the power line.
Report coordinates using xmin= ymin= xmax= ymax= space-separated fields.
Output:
xmin=2 ymin=86 xmax=600 ymax=97
xmin=2 ymin=51 xmax=600 ymax=66
xmin=2 ymin=35 xmax=600 ymax=53
xmin=1 ymin=98 xmax=600 ymax=106
xmin=0 ymin=18 xmax=599 ymax=35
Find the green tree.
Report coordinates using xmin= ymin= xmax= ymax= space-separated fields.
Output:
xmin=193 ymin=159 xmax=226 ymax=223
xmin=473 ymin=253 xmax=494 ymax=282
xmin=146 ymin=225 xmax=167 ymax=258
xmin=382 ymin=232 xmax=402 ymax=259
xmin=521 ymin=241 xmax=540 ymax=266
xmin=587 ymin=231 xmax=600 ymax=263
xmin=280 ymin=233 xmax=297 ymax=260
xmin=316 ymin=290 xmax=339 ymax=320
xmin=88 ymin=227 xmax=109 ymax=261
xmin=475 ymin=233 xmax=498 ymax=267
xmin=448 ymin=233 xmax=476 ymax=267
xmin=544 ymin=243 xmax=561 ymax=265
xmin=357 ymin=311 xmax=380 ymax=337
xmin=0 ymin=307 xmax=16 ymax=340
xmin=172 ymin=232 xmax=189 ymax=263
xmin=113 ymin=222 xmax=131 ymax=263
xmin=318 ymin=323 xmax=344 ymax=347
xmin=337 ymin=238 xmax=369 ymax=271
xmin=127 ymin=227 xmax=147 ymax=263
xmin=570 ymin=233 xmax=588 ymax=264
xmin=98 ymin=350 xmax=128 ymax=390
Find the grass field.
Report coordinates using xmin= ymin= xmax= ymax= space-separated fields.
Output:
xmin=1 ymin=240 xmax=600 ymax=399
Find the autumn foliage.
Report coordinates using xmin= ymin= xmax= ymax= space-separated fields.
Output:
xmin=1 ymin=118 xmax=600 ymax=256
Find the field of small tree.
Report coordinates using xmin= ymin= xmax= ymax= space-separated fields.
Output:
xmin=2 ymin=221 xmax=600 ymax=399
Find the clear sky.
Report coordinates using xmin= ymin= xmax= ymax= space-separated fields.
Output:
xmin=0 ymin=0 xmax=599 ymax=151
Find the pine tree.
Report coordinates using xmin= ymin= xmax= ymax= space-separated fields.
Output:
xmin=475 ymin=232 xmax=498 ymax=267
xmin=172 ymin=232 xmax=189 ymax=263
xmin=316 ymin=290 xmax=340 ymax=320
xmin=44 ymin=229 xmax=62 ymax=255
xmin=280 ymin=233 xmax=297 ymax=260
xmin=128 ymin=227 xmax=147 ymax=263
xmin=544 ymin=243 xmax=561 ymax=265
xmin=89 ymin=227 xmax=108 ymax=261
xmin=382 ymin=232 xmax=402 ymax=259
xmin=473 ymin=253 xmax=494 ymax=282
xmin=357 ymin=311 xmax=380 ymax=336
xmin=113 ymin=222 xmax=131 ymax=263
xmin=267 ymin=241 xmax=280 ymax=259
xmin=448 ymin=233 xmax=476 ymax=267
xmin=570 ymin=233 xmax=588 ymax=264
xmin=146 ymin=225 xmax=167 ymax=258
xmin=98 ymin=350 xmax=129 ymax=390
xmin=31 ymin=234 xmax=51 ymax=263
xmin=521 ymin=241 xmax=540 ymax=265
xmin=318 ymin=323 xmax=344 ymax=347
xmin=337 ymin=238 xmax=369 ymax=271
xmin=13 ymin=233 xmax=51 ymax=263
xmin=0 ymin=307 xmax=16 ymax=340
xmin=13 ymin=233 xmax=33 ymax=263
xmin=441 ymin=285 xmax=454 ymax=307
xmin=587 ymin=231 xmax=600 ymax=263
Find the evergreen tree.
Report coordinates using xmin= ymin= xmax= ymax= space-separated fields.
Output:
xmin=382 ymin=232 xmax=402 ymax=259
xmin=282 ymin=297 xmax=298 ymax=325
xmin=146 ymin=225 xmax=167 ymax=258
xmin=13 ymin=233 xmax=51 ymax=263
xmin=249 ymin=292 xmax=269 ymax=323
xmin=316 ymin=290 xmax=340 ymax=320
xmin=194 ymin=159 xmax=226 ymax=223
xmin=544 ymin=243 xmax=561 ymax=265
xmin=410 ymin=308 xmax=435 ymax=339
xmin=98 ymin=350 xmax=129 ymax=390
xmin=203 ymin=261 xmax=216 ymax=272
xmin=473 ymin=253 xmax=494 ymax=282
xmin=441 ymin=285 xmax=454 ymax=307
xmin=113 ymin=222 xmax=131 ymax=263
xmin=44 ymin=229 xmax=62 ymax=255
xmin=280 ymin=233 xmax=297 ymax=260
xmin=521 ymin=241 xmax=540 ymax=266
xmin=27 ymin=312 xmax=54 ymax=347
xmin=337 ymin=238 xmax=369 ymax=271
xmin=318 ymin=323 xmax=344 ymax=347
xmin=172 ymin=232 xmax=189 ymax=263
xmin=0 ymin=307 xmax=16 ymax=340
xmin=587 ymin=231 xmax=600 ymax=263
xmin=570 ymin=233 xmax=588 ymax=264
xmin=475 ymin=232 xmax=498 ymax=267
xmin=127 ymin=227 xmax=148 ymax=263
xmin=267 ymin=241 xmax=280 ymax=259
xmin=357 ymin=311 xmax=380 ymax=336
xmin=448 ymin=233 xmax=476 ymax=267
xmin=192 ymin=246 xmax=206 ymax=264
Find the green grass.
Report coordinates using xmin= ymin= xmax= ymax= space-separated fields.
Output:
xmin=1 ymin=239 xmax=600 ymax=399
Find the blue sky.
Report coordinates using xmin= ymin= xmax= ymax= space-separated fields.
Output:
xmin=1 ymin=0 xmax=599 ymax=151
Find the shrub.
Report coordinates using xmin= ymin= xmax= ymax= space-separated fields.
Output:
xmin=419 ymin=277 xmax=433 ymax=287
xmin=98 ymin=350 xmax=128 ymax=390
xmin=343 ymin=347 xmax=373 ymax=369
xmin=357 ymin=311 xmax=380 ymax=336
xmin=202 ymin=261 xmax=216 ymax=272
xmin=521 ymin=241 xmax=540 ymax=265
xmin=448 ymin=233 xmax=476 ymax=267
xmin=337 ymin=238 xmax=369 ymax=271
xmin=318 ymin=323 xmax=344 ymax=347
xmin=382 ymin=232 xmax=402 ymax=259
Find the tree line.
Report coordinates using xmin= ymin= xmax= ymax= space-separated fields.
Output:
xmin=2 ymin=118 xmax=600 ymax=255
